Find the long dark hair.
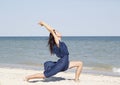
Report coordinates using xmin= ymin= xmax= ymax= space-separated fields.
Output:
xmin=48 ymin=32 xmax=56 ymax=55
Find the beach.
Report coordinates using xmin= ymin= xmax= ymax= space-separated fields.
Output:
xmin=0 ymin=67 xmax=120 ymax=85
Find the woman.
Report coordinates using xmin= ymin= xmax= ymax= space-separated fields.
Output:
xmin=25 ymin=21 xmax=83 ymax=81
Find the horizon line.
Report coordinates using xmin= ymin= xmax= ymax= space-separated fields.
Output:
xmin=0 ymin=36 xmax=120 ymax=37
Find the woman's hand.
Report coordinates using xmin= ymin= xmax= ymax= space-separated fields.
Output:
xmin=39 ymin=21 xmax=45 ymax=26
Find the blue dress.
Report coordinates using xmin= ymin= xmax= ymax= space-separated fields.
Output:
xmin=44 ymin=41 xmax=69 ymax=78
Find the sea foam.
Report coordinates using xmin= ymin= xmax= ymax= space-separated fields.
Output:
xmin=113 ymin=67 xmax=120 ymax=73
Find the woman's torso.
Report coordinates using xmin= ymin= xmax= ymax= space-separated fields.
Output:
xmin=53 ymin=41 xmax=69 ymax=58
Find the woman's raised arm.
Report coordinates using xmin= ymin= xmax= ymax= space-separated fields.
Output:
xmin=38 ymin=21 xmax=59 ymax=47
xmin=39 ymin=21 xmax=54 ymax=33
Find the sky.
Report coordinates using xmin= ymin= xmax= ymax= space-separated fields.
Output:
xmin=0 ymin=0 xmax=120 ymax=36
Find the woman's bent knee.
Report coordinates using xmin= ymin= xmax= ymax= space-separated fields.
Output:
xmin=69 ymin=61 xmax=83 ymax=69
xmin=78 ymin=61 xmax=83 ymax=67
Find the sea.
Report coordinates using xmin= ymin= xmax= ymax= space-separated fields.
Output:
xmin=0 ymin=36 xmax=120 ymax=77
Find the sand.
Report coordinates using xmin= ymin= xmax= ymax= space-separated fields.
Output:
xmin=0 ymin=67 xmax=120 ymax=85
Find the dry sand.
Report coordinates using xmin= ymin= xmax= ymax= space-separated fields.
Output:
xmin=0 ymin=67 xmax=120 ymax=85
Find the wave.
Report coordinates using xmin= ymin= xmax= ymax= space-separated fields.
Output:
xmin=113 ymin=67 xmax=120 ymax=73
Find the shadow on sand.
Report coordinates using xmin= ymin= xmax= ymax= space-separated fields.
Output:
xmin=28 ymin=77 xmax=66 ymax=83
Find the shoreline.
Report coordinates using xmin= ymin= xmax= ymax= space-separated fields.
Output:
xmin=0 ymin=67 xmax=120 ymax=85
xmin=0 ymin=63 xmax=120 ymax=77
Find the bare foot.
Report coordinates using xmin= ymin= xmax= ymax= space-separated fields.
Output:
xmin=24 ymin=77 xmax=30 ymax=82
xmin=74 ymin=79 xmax=80 ymax=83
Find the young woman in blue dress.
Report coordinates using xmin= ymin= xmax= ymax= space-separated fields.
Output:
xmin=25 ymin=21 xmax=83 ymax=81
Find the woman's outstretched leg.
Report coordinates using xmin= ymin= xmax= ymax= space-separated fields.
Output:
xmin=69 ymin=61 xmax=83 ymax=81
xmin=25 ymin=73 xmax=45 ymax=81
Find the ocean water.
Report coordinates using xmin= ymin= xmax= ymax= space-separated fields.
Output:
xmin=0 ymin=36 xmax=120 ymax=76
